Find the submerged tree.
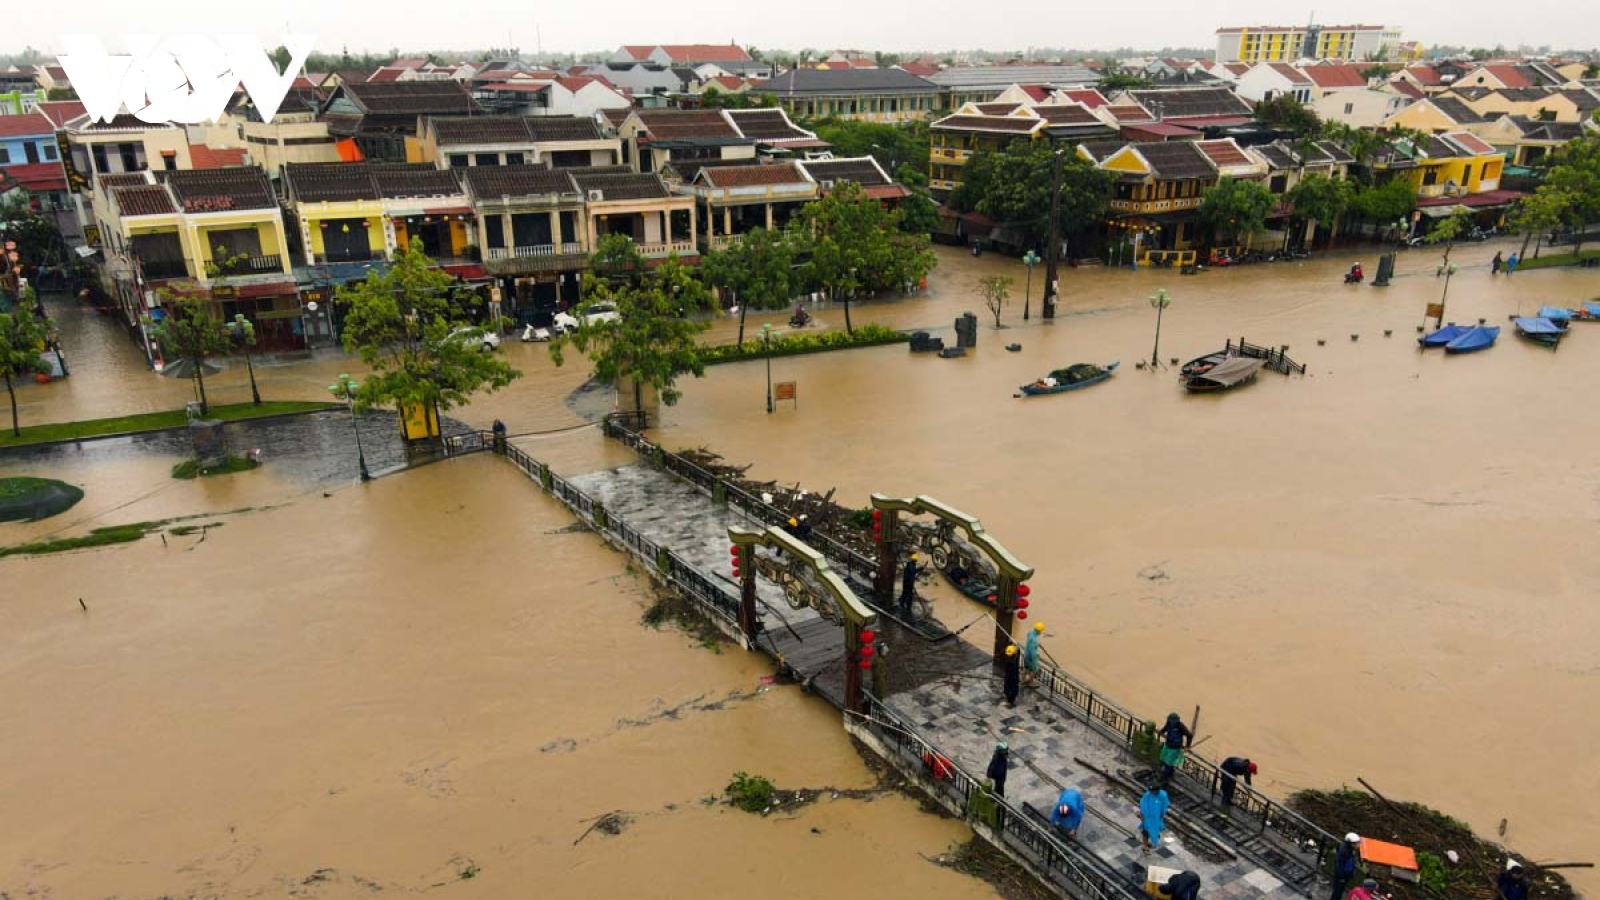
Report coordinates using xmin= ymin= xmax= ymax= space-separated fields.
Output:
xmin=979 ymin=275 xmax=1012 ymax=328
xmin=1199 ymin=178 xmax=1276 ymax=250
xmin=152 ymin=292 xmax=232 ymax=416
xmin=1286 ymin=175 xmax=1355 ymax=246
xmin=951 ymin=140 xmax=1111 ymax=251
xmin=698 ymin=227 xmax=794 ymax=347
xmin=791 ymin=182 xmax=935 ymax=335
xmin=0 ymin=304 xmax=49 ymax=436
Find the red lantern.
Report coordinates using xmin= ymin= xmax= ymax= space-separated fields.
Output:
xmin=859 ymin=659 xmax=873 ymax=669
xmin=871 ymin=509 xmax=882 ymax=521
xmin=860 ymin=645 xmax=875 ymax=658
xmin=730 ymin=545 xmax=740 ymax=556
xmin=1017 ymin=610 xmax=1029 ymax=620
xmin=986 ymin=594 xmax=997 ymax=604
xmin=1016 ymin=598 xmax=1029 ymax=610
xmin=1016 ymin=584 xmax=1031 ymax=597
xmin=860 ymin=630 xmax=876 ymax=644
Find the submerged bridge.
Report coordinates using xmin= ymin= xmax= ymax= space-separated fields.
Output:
xmin=439 ymin=419 xmax=1341 ymax=900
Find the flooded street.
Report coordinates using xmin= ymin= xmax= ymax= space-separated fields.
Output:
xmin=4 ymin=240 xmax=1598 ymax=897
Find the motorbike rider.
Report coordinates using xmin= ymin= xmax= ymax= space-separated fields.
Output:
xmin=1346 ymin=262 xmax=1363 ymax=283
xmin=790 ymin=305 xmax=811 ymax=327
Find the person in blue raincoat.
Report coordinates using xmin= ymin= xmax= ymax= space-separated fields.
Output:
xmin=1049 ymin=787 xmax=1085 ymax=840
xmin=1158 ymin=712 xmax=1192 ymax=781
xmin=1138 ymin=783 xmax=1170 ymax=853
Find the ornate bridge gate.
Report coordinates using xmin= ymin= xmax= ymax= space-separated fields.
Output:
xmin=729 ymin=525 xmax=881 ymax=713
xmin=868 ymin=494 xmax=1034 ymax=662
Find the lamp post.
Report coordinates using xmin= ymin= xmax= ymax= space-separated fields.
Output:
xmin=762 ymin=323 xmax=774 ymax=414
xmin=229 ymin=314 xmax=261 ymax=404
xmin=328 ymin=373 xmax=371 ymax=481
xmin=1042 ymin=146 xmax=1066 ymax=319
xmin=1021 ymin=249 xmax=1039 ymax=321
xmin=1149 ymin=288 xmax=1172 ymax=368
xmin=1435 ymin=263 xmax=1459 ymax=328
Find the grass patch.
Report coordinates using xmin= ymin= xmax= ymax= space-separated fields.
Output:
xmin=0 ymin=476 xmax=58 ymax=500
xmin=0 ymin=401 xmax=339 ymax=450
xmin=700 ymin=324 xmax=910 ymax=366
xmin=168 ymin=522 xmax=222 ymax=536
xmin=0 ymin=521 xmax=160 ymax=558
xmin=0 ymin=477 xmax=85 ymax=523
xmin=1516 ymin=250 xmax=1600 ymax=270
xmin=171 ymin=455 xmax=260 ymax=480
xmin=725 ymin=772 xmax=776 ymax=812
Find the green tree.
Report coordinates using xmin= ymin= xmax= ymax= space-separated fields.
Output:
xmin=978 ymin=275 xmax=1012 ymax=327
xmin=1351 ymin=178 xmax=1417 ymax=226
xmin=152 ymin=292 xmax=233 ymax=416
xmin=699 ymin=227 xmax=794 ymax=347
xmin=269 ymin=45 xmax=294 ymax=74
xmin=950 ymin=140 xmax=1111 ymax=250
xmin=1255 ymin=95 xmax=1323 ymax=138
xmin=1508 ymin=188 xmax=1569 ymax=259
xmin=1199 ymin=178 xmax=1276 ymax=250
xmin=551 ymin=245 xmax=710 ymax=413
xmin=1543 ymin=135 xmax=1600 ymax=256
xmin=790 ymin=182 xmax=936 ymax=334
xmin=1425 ymin=207 xmax=1473 ymax=271
xmin=0 ymin=197 xmax=68 ymax=273
xmin=0 ymin=304 xmax=49 ymax=436
xmin=894 ymin=163 xmax=942 ymax=236
xmin=1287 ymin=174 xmax=1355 ymax=246
xmin=808 ymin=118 xmax=930 ymax=182
xmin=1098 ymin=73 xmax=1152 ymax=91
xmin=338 ymin=239 xmax=520 ymax=427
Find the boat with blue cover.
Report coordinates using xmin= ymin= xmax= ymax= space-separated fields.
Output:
xmin=1513 ymin=317 xmax=1564 ymax=346
xmin=1537 ymin=306 xmax=1573 ymax=328
xmin=1574 ymin=302 xmax=1600 ymax=322
xmin=1018 ymin=362 xmax=1119 ymax=396
xmin=1419 ymin=324 xmax=1473 ymax=347
xmin=1445 ymin=325 xmax=1500 ymax=353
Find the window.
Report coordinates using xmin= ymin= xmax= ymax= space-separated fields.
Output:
xmin=448 ymin=154 xmax=468 ymax=168
xmin=0 ymin=147 xmax=9 ymax=164
xmin=1344 ymin=102 xmax=1355 ymax=115
xmin=475 ymin=153 xmax=497 ymax=166
xmin=505 ymin=152 xmax=524 ymax=165
xmin=24 ymin=142 xmax=39 ymax=164
xmin=92 ymin=144 xmax=108 ymax=173
xmin=43 ymin=143 xmax=56 ymax=161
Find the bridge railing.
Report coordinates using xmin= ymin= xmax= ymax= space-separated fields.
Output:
xmin=860 ymin=696 xmax=1138 ymax=900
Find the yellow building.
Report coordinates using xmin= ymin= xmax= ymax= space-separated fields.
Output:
xmin=1215 ymin=23 xmax=1403 ymax=63
xmin=1375 ymin=131 xmax=1505 ymax=198
xmin=1380 ymin=96 xmax=1490 ymax=136
xmin=1092 ymin=140 xmax=1220 ymax=260
xmin=928 ymin=102 xmax=1112 ymax=196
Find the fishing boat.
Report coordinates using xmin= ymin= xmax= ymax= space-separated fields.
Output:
xmin=1180 ymin=350 xmax=1232 ymax=376
xmin=1444 ymin=325 xmax=1500 ymax=354
xmin=1513 ymin=317 xmax=1565 ymax=346
xmin=1184 ymin=356 xmax=1265 ymax=393
xmin=1536 ymin=306 xmax=1573 ymax=328
xmin=1419 ymin=324 xmax=1473 ymax=348
xmin=1572 ymin=302 xmax=1600 ymax=322
xmin=1018 ymin=362 xmax=1119 ymax=396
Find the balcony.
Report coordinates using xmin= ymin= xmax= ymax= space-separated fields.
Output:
xmin=931 ymin=147 xmax=971 ymax=162
xmin=210 ymin=254 xmax=285 ymax=277
xmin=486 ymin=243 xmax=584 ymax=261
xmin=639 ymin=241 xmax=698 ymax=258
xmin=1108 ymin=197 xmax=1203 ymax=214
xmin=140 ymin=259 xmax=191 ymax=280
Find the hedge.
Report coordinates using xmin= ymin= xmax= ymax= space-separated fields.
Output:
xmin=700 ymin=324 xmax=910 ymax=365
xmin=1517 ymin=250 xmax=1600 ymax=270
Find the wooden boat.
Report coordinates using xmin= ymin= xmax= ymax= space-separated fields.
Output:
xmin=1018 ymin=362 xmax=1119 ymax=396
xmin=1513 ymin=317 xmax=1564 ymax=346
xmin=1184 ymin=356 xmax=1265 ymax=392
xmin=1536 ymin=306 xmax=1573 ymax=328
xmin=1444 ymin=325 xmax=1500 ymax=354
xmin=1181 ymin=350 xmax=1232 ymax=377
xmin=1419 ymin=324 xmax=1473 ymax=348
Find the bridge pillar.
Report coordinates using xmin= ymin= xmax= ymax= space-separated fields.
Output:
xmin=845 ymin=621 xmax=866 ymax=714
xmin=735 ymin=544 xmax=758 ymax=643
xmin=993 ymin=573 xmax=1018 ymax=663
xmin=872 ymin=509 xmax=896 ymax=602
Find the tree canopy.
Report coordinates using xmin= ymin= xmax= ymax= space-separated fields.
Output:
xmin=807 ymin=118 xmax=931 ymax=183
xmin=1350 ymin=177 xmax=1417 ymax=223
xmin=792 ymin=181 xmax=936 ymax=312
xmin=1508 ymin=187 xmax=1569 ymax=258
xmin=551 ymin=239 xmax=710 ymax=411
xmin=1254 ymin=95 xmax=1323 ymax=138
xmin=698 ymin=227 xmax=795 ymax=312
xmin=1198 ymin=178 xmax=1276 ymax=248
xmin=0 ymin=304 xmax=49 ymax=436
xmin=152 ymin=292 xmax=233 ymax=415
xmin=949 ymin=140 xmax=1112 ymax=249
xmin=1543 ymin=135 xmax=1600 ymax=255
xmin=1287 ymin=174 xmax=1356 ymax=243
xmin=338 ymin=239 xmax=520 ymax=420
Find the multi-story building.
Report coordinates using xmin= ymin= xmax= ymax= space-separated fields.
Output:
xmin=679 ymin=161 xmax=819 ymax=252
xmin=1481 ymin=117 xmax=1595 ymax=166
xmin=320 ymin=80 xmax=478 ymax=162
xmin=1092 ymin=140 xmax=1219 ymax=255
xmin=0 ymin=112 xmax=70 ymax=212
xmin=569 ymin=169 xmax=698 ymax=261
xmin=1214 ymin=24 xmax=1404 ymax=63
xmin=928 ymin=103 xmax=1113 ymax=197
xmin=613 ymin=109 xmax=758 ymax=174
xmin=416 ymin=116 xmax=622 ymax=170
xmin=759 ymin=68 xmax=941 ymax=122
xmin=458 ymin=165 xmax=587 ymax=322
xmin=926 ymin=66 xmax=1102 ymax=109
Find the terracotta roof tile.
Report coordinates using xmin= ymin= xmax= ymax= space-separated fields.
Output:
xmin=1268 ymin=63 xmax=1313 ymax=85
xmin=283 ymin=162 xmax=381 ymax=202
xmin=187 ymin=144 xmax=249 ymax=169
xmin=567 ymin=170 xmax=671 ymax=201
xmin=2 ymin=163 xmax=66 ymax=192
xmin=974 ymin=102 xmax=1022 ymax=115
xmin=1132 ymin=141 xmax=1216 ymax=179
xmin=114 ymin=185 xmax=177 ymax=217
xmin=35 ymin=101 xmax=86 ymax=129
xmin=100 ymin=173 xmax=152 ymax=189
xmin=1058 ymin=89 xmax=1108 ymax=109
xmin=1302 ymin=65 xmax=1368 ymax=89
xmin=634 ymin=109 xmax=741 ymax=141
xmin=0 ymin=112 xmax=53 ymax=138
xmin=797 ymin=157 xmax=890 ymax=187
xmin=724 ymin=108 xmax=815 ymax=142
xmin=460 ymin=165 xmax=577 ymax=199
xmin=698 ymin=162 xmax=807 ymax=187
xmin=1441 ymin=131 xmax=1496 ymax=156
xmin=1033 ymin=105 xmax=1101 ymax=125
xmin=526 ymin=117 xmax=605 ymax=142
xmin=1105 ymin=104 xmax=1154 ymax=122
xmin=366 ymin=67 xmax=407 ymax=83
xmin=433 ymin=117 xmax=536 ymax=144
xmin=897 ymin=63 xmax=939 ymax=77
xmin=162 ymin=167 xmax=277 ymax=211
xmin=1194 ymin=138 xmax=1254 ymax=169
xmin=372 ymin=164 xmax=462 ymax=198
xmin=1430 ymin=96 xmax=1483 ymax=123
xmin=931 ymin=114 xmax=1041 ymax=134
xmin=340 ymin=80 xmax=476 ymax=115
xmin=1127 ymin=87 xmax=1253 ymax=118
xmin=1482 ymin=65 xmax=1534 ymax=88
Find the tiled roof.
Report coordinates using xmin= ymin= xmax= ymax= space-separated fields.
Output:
xmin=1420 ymin=135 xmax=1461 ymax=159
xmin=1076 ymin=139 xmax=1129 ymax=162
xmin=1404 ymin=65 xmax=1442 ymax=86
xmin=1481 ymin=65 xmax=1535 ymax=88
xmin=1019 ymin=85 xmax=1051 ymax=102
xmin=926 ymin=66 xmax=1101 ymax=88
xmin=391 ymin=58 xmax=429 ymax=69
xmin=283 ymin=162 xmax=381 ymax=202
xmin=1033 ymin=105 xmax=1101 ymax=125
xmin=1194 ymin=138 xmax=1255 ymax=169
xmin=1058 ymin=89 xmax=1108 ymax=109
xmin=1127 ymin=87 xmax=1253 ymax=119
xmin=35 ymin=101 xmax=86 ymax=129
xmin=724 ymin=108 xmax=815 ymax=142
xmin=797 ymin=157 xmax=890 ymax=187
xmin=1441 ymin=132 xmax=1497 ymax=156
xmin=762 ymin=68 xmax=938 ymax=95
xmin=70 ymin=113 xmax=179 ymax=132
xmin=460 ymin=165 xmax=578 ymax=199
xmin=1315 ymin=140 xmax=1356 ymax=164
xmin=526 ymin=116 xmax=604 ymax=142
xmin=114 ymin=185 xmax=177 ymax=217
xmin=100 ymin=173 xmax=152 ymax=189
xmin=0 ymin=112 xmax=53 ymax=138
xmin=1521 ymin=121 xmax=1587 ymax=141
xmin=634 ymin=109 xmax=741 ymax=141
xmin=1104 ymin=104 xmax=1154 ymax=122
xmin=1390 ymin=81 xmax=1425 ymax=99
xmin=1267 ymin=63 xmax=1313 ymax=86
xmin=162 ymin=167 xmax=277 ymax=211
xmin=1253 ymin=143 xmax=1298 ymax=169
xmin=1494 ymin=87 xmax=1556 ymax=102
xmin=975 ymin=102 xmax=1022 ymax=115
xmin=1 ymin=163 xmax=67 ymax=192
xmin=932 ymin=114 xmax=1040 ymax=134
xmin=567 ymin=170 xmax=671 ymax=201
xmin=1430 ymin=96 xmax=1483 ymax=123
xmin=1301 ymin=65 xmax=1368 ymax=89
xmin=698 ymin=162 xmax=808 ymax=188
xmin=433 ymin=117 xmax=536 ymax=144
xmin=622 ymin=44 xmax=750 ymax=63
xmin=366 ymin=67 xmax=407 ymax=83
xmin=187 ymin=144 xmax=249 ymax=169
xmin=372 ymin=164 xmax=463 ymax=198
xmin=1133 ymin=141 xmax=1216 ymax=179
xmin=341 ymin=80 xmax=476 ymax=115
xmin=600 ymin=109 xmax=632 ymax=128
xmin=1558 ymin=88 xmax=1600 ymax=111
xmin=897 ymin=63 xmax=940 ymax=77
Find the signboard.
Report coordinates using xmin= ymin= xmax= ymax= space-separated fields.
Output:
xmin=1425 ymin=303 xmax=1444 ymax=320
xmin=56 ymin=131 xmax=88 ymax=193
xmin=302 ymin=288 xmax=328 ymax=302
xmin=400 ymin=401 xmax=440 ymax=442
xmin=210 ymin=284 xmax=238 ymax=299
xmin=774 ymin=381 xmax=798 ymax=409
xmin=83 ymin=224 xmax=101 ymax=247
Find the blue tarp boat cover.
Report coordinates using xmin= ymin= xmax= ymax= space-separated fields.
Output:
xmin=1420 ymin=324 xmax=1474 ymax=346
xmin=1586 ymin=302 xmax=1600 ymax=317
xmin=1514 ymin=317 xmax=1564 ymax=335
xmin=1538 ymin=306 xmax=1573 ymax=321
xmin=1445 ymin=325 xmax=1500 ymax=353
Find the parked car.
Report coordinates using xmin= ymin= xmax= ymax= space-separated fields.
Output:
xmin=577 ymin=302 xmax=621 ymax=326
xmin=449 ymin=326 xmax=500 ymax=352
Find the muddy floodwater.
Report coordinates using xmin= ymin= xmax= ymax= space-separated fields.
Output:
xmin=4 ymin=240 xmax=1598 ymax=897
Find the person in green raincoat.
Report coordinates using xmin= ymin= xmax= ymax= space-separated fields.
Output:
xmin=1023 ymin=621 xmax=1045 ymax=685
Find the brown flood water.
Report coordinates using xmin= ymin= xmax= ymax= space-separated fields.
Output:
xmin=1 ymin=458 xmax=997 ymax=900
xmin=4 ymin=241 xmax=1597 ymax=897
xmin=658 ymin=243 xmax=1600 ymax=894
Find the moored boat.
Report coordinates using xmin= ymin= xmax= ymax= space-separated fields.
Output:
xmin=1419 ymin=324 xmax=1473 ymax=348
xmin=1444 ymin=325 xmax=1500 ymax=354
xmin=1513 ymin=317 xmax=1564 ymax=346
xmin=1018 ymin=362 xmax=1119 ymax=396
xmin=1184 ymin=357 xmax=1265 ymax=392
xmin=1180 ymin=350 xmax=1232 ymax=376
xmin=1574 ymin=301 xmax=1600 ymax=322
xmin=1536 ymin=306 xmax=1573 ymax=328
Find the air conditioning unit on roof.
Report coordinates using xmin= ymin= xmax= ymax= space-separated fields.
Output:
xmin=587 ymin=189 xmax=604 ymax=201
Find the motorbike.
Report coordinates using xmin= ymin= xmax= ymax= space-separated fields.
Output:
xmin=789 ymin=309 xmax=812 ymax=328
xmin=1344 ymin=267 xmax=1364 ymax=284
xmin=1399 ymin=234 xmax=1426 ymax=249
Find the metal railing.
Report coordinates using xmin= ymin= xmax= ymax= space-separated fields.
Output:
xmin=486 ymin=242 xmax=583 ymax=260
xmin=639 ymin=240 xmax=698 ymax=258
xmin=860 ymin=697 xmax=1138 ymax=900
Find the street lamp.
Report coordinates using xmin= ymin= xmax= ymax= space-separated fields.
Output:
xmin=1021 ymin=250 xmax=1040 ymax=321
xmin=1435 ymin=263 xmax=1460 ymax=328
xmin=1149 ymin=288 xmax=1172 ymax=368
xmin=328 ymin=373 xmax=371 ymax=481
xmin=229 ymin=314 xmax=261 ymax=404
xmin=762 ymin=323 xmax=774 ymax=414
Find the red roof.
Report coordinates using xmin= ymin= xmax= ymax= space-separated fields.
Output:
xmin=0 ymin=162 xmax=66 ymax=192
xmin=1018 ymin=84 xmax=1050 ymax=102
xmin=1417 ymin=189 xmax=1525 ymax=208
xmin=1059 ymin=89 xmax=1108 ymax=109
xmin=1480 ymin=65 xmax=1534 ymax=88
xmin=556 ymin=76 xmax=619 ymax=94
xmin=35 ymin=101 xmax=85 ymax=129
xmin=1268 ymin=63 xmax=1313 ymax=85
xmin=367 ymin=67 xmax=406 ymax=83
xmin=0 ymin=112 xmax=53 ymax=138
xmin=701 ymin=163 xmax=806 ymax=187
xmin=391 ymin=58 xmax=429 ymax=70
xmin=1390 ymin=81 xmax=1424 ymax=99
xmin=1302 ymin=65 xmax=1368 ymax=89
xmin=188 ymin=144 xmax=249 ymax=169
xmin=484 ymin=81 xmax=551 ymax=93
xmin=1404 ymin=65 xmax=1442 ymax=86
xmin=709 ymin=75 xmax=745 ymax=90
xmin=1122 ymin=122 xmax=1202 ymax=140
xmin=1195 ymin=139 xmax=1255 ymax=168
xmin=1442 ymin=131 xmax=1497 ymax=155
xmin=621 ymin=44 xmax=750 ymax=62
xmin=898 ymin=63 xmax=939 ymax=77
xmin=861 ymin=184 xmax=911 ymax=200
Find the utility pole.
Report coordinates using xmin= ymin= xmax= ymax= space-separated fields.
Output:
xmin=1042 ymin=142 xmax=1063 ymax=320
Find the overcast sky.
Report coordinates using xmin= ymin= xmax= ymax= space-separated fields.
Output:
xmin=5 ymin=0 xmax=1591 ymax=57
